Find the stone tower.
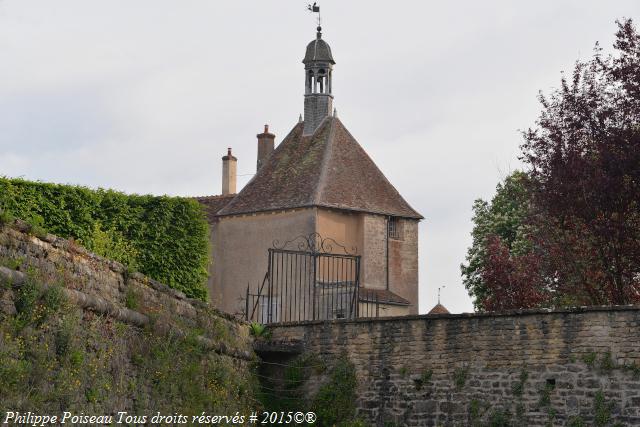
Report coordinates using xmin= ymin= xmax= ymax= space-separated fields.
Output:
xmin=303 ymin=26 xmax=335 ymax=135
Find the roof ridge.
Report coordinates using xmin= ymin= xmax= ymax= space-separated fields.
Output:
xmin=313 ymin=116 xmax=337 ymax=205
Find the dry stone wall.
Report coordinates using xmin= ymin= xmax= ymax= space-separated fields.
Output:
xmin=269 ymin=308 xmax=640 ymax=426
xmin=0 ymin=222 xmax=258 ymax=415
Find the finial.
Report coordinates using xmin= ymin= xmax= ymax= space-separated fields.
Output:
xmin=438 ymin=286 xmax=446 ymax=304
xmin=333 ymin=108 xmax=337 ymax=117
xmin=227 ymin=147 xmax=232 ymax=156
xmin=299 ymin=114 xmax=303 ymax=123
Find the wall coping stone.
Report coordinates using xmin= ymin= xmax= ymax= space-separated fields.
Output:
xmin=267 ymin=304 xmax=640 ymax=328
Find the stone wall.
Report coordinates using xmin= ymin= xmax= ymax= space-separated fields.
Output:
xmin=269 ymin=308 xmax=640 ymax=426
xmin=0 ymin=222 xmax=259 ymax=415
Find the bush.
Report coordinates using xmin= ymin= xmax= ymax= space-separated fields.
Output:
xmin=312 ymin=355 xmax=358 ymax=426
xmin=0 ymin=177 xmax=209 ymax=300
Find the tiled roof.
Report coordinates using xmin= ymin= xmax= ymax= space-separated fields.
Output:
xmin=358 ymin=288 xmax=411 ymax=306
xmin=194 ymin=195 xmax=236 ymax=221
xmin=217 ymin=117 xmax=423 ymax=219
xmin=428 ymin=303 xmax=450 ymax=315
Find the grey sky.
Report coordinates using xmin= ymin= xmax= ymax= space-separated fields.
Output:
xmin=0 ymin=1 xmax=638 ymax=313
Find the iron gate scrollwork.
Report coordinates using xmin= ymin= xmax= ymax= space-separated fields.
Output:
xmin=246 ymin=233 xmax=361 ymax=323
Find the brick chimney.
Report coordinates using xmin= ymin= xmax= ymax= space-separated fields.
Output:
xmin=221 ymin=148 xmax=237 ymax=195
xmin=256 ymin=124 xmax=275 ymax=171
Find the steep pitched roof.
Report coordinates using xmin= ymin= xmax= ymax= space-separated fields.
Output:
xmin=194 ymin=195 xmax=236 ymax=221
xmin=217 ymin=117 xmax=423 ymax=219
xmin=428 ymin=303 xmax=450 ymax=315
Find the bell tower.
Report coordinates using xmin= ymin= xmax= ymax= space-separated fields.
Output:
xmin=303 ymin=26 xmax=335 ymax=135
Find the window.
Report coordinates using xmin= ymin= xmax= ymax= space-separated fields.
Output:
xmin=388 ymin=217 xmax=402 ymax=240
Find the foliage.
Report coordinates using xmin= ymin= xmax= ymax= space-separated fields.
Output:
xmin=453 ymin=365 xmax=470 ymax=390
xmin=0 ymin=209 xmax=15 ymax=227
xmin=124 ymin=286 xmax=140 ymax=310
xmin=486 ymin=409 xmax=511 ymax=427
xmin=311 ymin=355 xmax=358 ymax=427
xmin=463 ymin=19 xmax=640 ymax=310
xmin=0 ymin=177 xmax=209 ymax=300
xmin=567 ymin=416 xmax=586 ymax=427
xmin=593 ymin=390 xmax=615 ymax=427
xmin=249 ymin=322 xmax=271 ymax=339
xmin=511 ymin=368 xmax=528 ymax=397
xmin=0 ymin=277 xmax=258 ymax=416
xmin=461 ymin=172 xmax=534 ymax=311
xmin=413 ymin=369 xmax=433 ymax=390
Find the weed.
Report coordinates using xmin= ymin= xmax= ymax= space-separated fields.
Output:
xmin=249 ymin=322 xmax=271 ymax=339
xmin=582 ymin=351 xmax=597 ymax=368
xmin=413 ymin=369 xmax=433 ymax=390
xmin=512 ymin=367 xmax=528 ymax=397
xmin=125 ymin=286 xmax=140 ymax=310
xmin=42 ymin=285 xmax=65 ymax=315
xmin=567 ymin=415 xmax=586 ymax=427
xmin=623 ymin=362 xmax=640 ymax=380
xmin=14 ymin=275 xmax=40 ymax=315
xmin=312 ymin=354 xmax=358 ymax=427
xmin=0 ymin=256 xmax=23 ymax=270
xmin=453 ymin=365 xmax=469 ymax=390
xmin=0 ymin=209 xmax=14 ymax=227
xmin=594 ymin=390 xmax=615 ymax=427
xmin=538 ymin=382 xmax=554 ymax=409
xmin=487 ymin=408 xmax=511 ymax=427
xmin=599 ymin=352 xmax=615 ymax=373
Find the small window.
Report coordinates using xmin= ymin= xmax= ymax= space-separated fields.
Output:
xmin=388 ymin=217 xmax=402 ymax=240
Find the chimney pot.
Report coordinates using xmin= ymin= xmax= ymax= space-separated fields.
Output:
xmin=221 ymin=147 xmax=237 ymax=195
xmin=256 ymin=124 xmax=275 ymax=171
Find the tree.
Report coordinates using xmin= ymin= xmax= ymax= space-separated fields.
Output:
xmin=521 ymin=18 xmax=640 ymax=306
xmin=461 ymin=171 xmax=534 ymax=311
xmin=463 ymin=19 xmax=640 ymax=310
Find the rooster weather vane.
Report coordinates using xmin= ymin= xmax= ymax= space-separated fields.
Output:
xmin=307 ymin=2 xmax=321 ymax=27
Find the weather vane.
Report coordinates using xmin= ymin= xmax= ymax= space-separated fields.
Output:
xmin=438 ymin=286 xmax=446 ymax=304
xmin=307 ymin=2 xmax=321 ymax=27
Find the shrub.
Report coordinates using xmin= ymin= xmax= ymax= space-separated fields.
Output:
xmin=312 ymin=355 xmax=358 ymax=426
xmin=0 ymin=177 xmax=209 ymax=300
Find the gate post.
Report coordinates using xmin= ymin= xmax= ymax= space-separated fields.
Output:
xmin=245 ymin=285 xmax=249 ymax=322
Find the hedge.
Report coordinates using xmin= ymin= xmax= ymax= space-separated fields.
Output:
xmin=0 ymin=177 xmax=209 ymax=300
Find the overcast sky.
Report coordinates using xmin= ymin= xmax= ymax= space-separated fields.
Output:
xmin=0 ymin=1 xmax=638 ymax=313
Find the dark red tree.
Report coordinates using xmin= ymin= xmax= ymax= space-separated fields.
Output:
xmin=520 ymin=19 xmax=640 ymax=306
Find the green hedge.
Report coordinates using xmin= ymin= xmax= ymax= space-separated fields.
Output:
xmin=0 ymin=177 xmax=209 ymax=300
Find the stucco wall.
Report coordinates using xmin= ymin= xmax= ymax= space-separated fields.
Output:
xmin=210 ymin=208 xmax=316 ymax=315
xmin=211 ymin=208 xmax=420 ymax=317
xmin=269 ymin=308 xmax=640 ymax=426
xmin=389 ymin=219 xmax=419 ymax=314
xmin=316 ymin=208 xmax=363 ymax=256
xmin=362 ymin=214 xmax=387 ymax=290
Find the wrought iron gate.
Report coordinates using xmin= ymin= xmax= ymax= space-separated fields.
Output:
xmin=246 ymin=233 xmax=361 ymax=323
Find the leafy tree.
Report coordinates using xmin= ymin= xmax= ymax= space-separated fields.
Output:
xmin=461 ymin=171 xmax=535 ymax=311
xmin=463 ymin=19 xmax=640 ymax=310
xmin=521 ymin=18 xmax=640 ymax=306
